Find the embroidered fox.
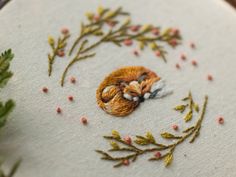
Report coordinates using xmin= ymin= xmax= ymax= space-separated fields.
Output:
xmin=96 ymin=66 xmax=172 ymax=117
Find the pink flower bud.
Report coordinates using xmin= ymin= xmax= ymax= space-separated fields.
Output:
xmin=123 ymin=159 xmax=129 ymax=166
xmin=61 ymin=28 xmax=69 ymax=35
xmin=123 ymin=39 xmax=133 ymax=46
xmin=130 ymin=25 xmax=140 ymax=32
xmin=154 ymin=152 xmax=161 ymax=158
xmin=124 ymin=136 xmax=132 ymax=144
xmin=80 ymin=117 xmax=88 ymax=125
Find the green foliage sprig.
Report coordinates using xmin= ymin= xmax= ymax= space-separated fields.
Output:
xmin=0 ymin=49 xmax=15 ymax=127
xmin=0 ymin=49 xmax=20 ymax=176
xmin=48 ymin=32 xmax=70 ymax=76
xmin=0 ymin=159 xmax=21 ymax=177
xmin=96 ymin=93 xmax=208 ymax=168
xmin=174 ymin=92 xmax=200 ymax=122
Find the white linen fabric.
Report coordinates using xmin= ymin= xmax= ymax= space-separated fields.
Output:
xmin=0 ymin=0 xmax=236 ymax=176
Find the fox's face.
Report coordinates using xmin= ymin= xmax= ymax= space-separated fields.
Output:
xmin=123 ymin=81 xmax=142 ymax=100
xmin=122 ymin=77 xmax=160 ymax=102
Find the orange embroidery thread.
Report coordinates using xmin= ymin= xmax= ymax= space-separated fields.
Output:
xmin=96 ymin=66 xmax=171 ymax=117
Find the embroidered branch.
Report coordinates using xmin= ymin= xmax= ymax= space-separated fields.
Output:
xmin=96 ymin=93 xmax=208 ymax=168
xmin=0 ymin=159 xmax=22 ymax=177
xmin=47 ymin=31 xmax=70 ymax=76
xmin=46 ymin=6 xmax=182 ymax=86
xmin=174 ymin=92 xmax=199 ymax=122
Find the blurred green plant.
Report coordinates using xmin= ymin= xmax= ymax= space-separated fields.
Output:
xmin=0 ymin=49 xmax=20 ymax=177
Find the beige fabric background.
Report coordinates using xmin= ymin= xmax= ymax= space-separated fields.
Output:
xmin=0 ymin=0 xmax=236 ymax=176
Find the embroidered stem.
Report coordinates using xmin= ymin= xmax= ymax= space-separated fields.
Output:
xmin=48 ymin=33 xmax=70 ymax=76
xmin=57 ymin=6 xmax=182 ymax=86
xmin=174 ymin=91 xmax=200 ymax=122
xmin=96 ymin=94 xmax=208 ymax=168
xmin=60 ymin=53 xmax=95 ymax=86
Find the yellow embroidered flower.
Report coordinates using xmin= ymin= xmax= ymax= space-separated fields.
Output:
xmin=97 ymin=6 xmax=104 ymax=15
xmin=48 ymin=36 xmax=54 ymax=46
xmin=85 ymin=12 xmax=94 ymax=21
xmin=149 ymin=42 xmax=158 ymax=50
xmin=141 ymin=24 xmax=151 ymax=31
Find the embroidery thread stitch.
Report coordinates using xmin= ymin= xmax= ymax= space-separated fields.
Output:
xmin=96 ymin=66 xmax=172 ymax=117
xmin=47 ymin=30 xmax=70 ymax=76
xmin=46 ymin=6 xmax=182 ymax=86
xmin=174 ymin=92 xmax=199 ymax=122
xmin=96 ymin=93 xmax=208 ymax=167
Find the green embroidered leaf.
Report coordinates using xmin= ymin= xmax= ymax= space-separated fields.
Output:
xmin=85 ymin=12 xmax=94 ymax=21
xmin=110 ymin=141 xmax=120 ymax=150
xmin=139 ymin=42 xmax=145 ymax=50
xmin=0 ymin=49 xmax=15 ymax=129
xmin=174 ymin=105 xmax=187 ymax=113
xmin=164 ymin=153 xmax=173 ymax=166
xmin=145 ymin=132 xmax=155 ymax=143
xmin=182 ymin=126 xmax=194 ymax=133
xmin=0 ymin=49 xmax=14 ymax=88
xmin=134 ymin=136 xmax=149 ymax=145
xmin=0 ymin=100 xmax=15 ymax=128
xmin=184 ymin=110 xmax=193 ymax=122
xmin=161 ymin=132 xmax=181 ymax=139
xmin=111 ymin=130 xmax=121 ymax=139
xmin=7 ymin=159 xmax=22 ymax=177
xmin=182 ymin=97 xmax=189 ymax=101
xmin=149 ymin=42 xmax=158 ymax=51
xmin=194 ymin=103 xmax=199 ymax=112
xmin=0 ymin=49 xmax=19 ymax=175
xmin=0 ymin=159 xmax=21 ymax=177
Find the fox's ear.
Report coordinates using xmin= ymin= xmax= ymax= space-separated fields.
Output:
xmin=138 ymin=73 xmax=148 ymax=83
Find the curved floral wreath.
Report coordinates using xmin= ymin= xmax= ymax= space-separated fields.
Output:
xmin=47 ymin=6 xmax=182 ymax=86
xmin=45 ymin=6 xmax=210 ymax=168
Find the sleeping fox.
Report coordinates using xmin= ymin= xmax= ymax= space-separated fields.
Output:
xmin=96 ymin=66 xmax=172 ymax=117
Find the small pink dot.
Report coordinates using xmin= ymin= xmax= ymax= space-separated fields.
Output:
xmin=190 ymin=42 xmax=196 ymax=49
xmin=42 ymin=87 xmax=48 ymax=93
xmin=170 ymin=39 xmax=177 ymax=47
xmin=57 ymin=50 xmax=65 ymax=57
xmin=171 ymin=28 xmax=179 ymax=36
xmin=218 ymin=117 xmax=224 ymax=124
xmin=172 ymin=124 xmax=179 ymax=131
xmin=93 ymin=14 xmax=100 ymax=22
xmin=191 ymin=60 xmax=198 ymax=66
xmin=123 ymin=159 xmax=129 ymax=166
xmin=151 ymin=28 xmax=159 ymax=35
xmin=207 ymin=74 xmax=213 ymax=81
xmin=56 ymin=107 xmax=62 ymax=114
xmin=155 ymin=51 xmax=161 ymax=57
xmin=133 ymin=50 xmax=139 ymax=56
xmin=106 ymin=21 xmax=116 ymax=27
xmin=68 ymin=96 xmax=74 ymax=102
xmin=123 ymin=39 xmax=133 ymax=46
xmin=124 ymin=136 xmax=132 ymax=145
xmin=176 ymin=63 xmax=181 ymax=69
xmin=130 ymin=25 xmax=140 ymax=32
xmin=61 ymin=28 xmax=69 ymax=35
xmin=154 ymin=152 xmax=162 ymax=158
xmin=70 ymin=77 xmax=76 ymax=84
xmin=80 ymin=117 xmax=88 ymax=125
xmin=180 ymin=53 xmax=186 ymax=61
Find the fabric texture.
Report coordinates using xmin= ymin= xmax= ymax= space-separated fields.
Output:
xmin=0 ymin=0 xmax=236 ymax=176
